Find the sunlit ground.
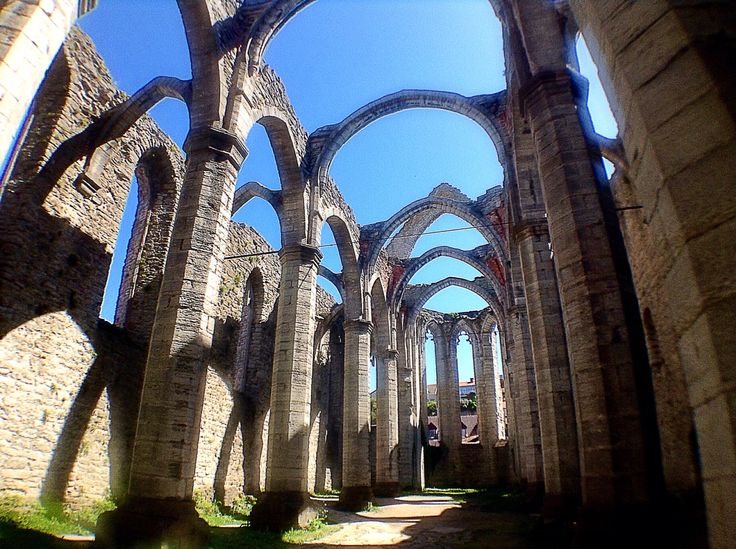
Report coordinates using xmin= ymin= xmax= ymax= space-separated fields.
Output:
xmin=0 ymin=488 xmax=558 ymax=548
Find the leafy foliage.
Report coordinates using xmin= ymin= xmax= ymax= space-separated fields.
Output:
xmin=460 ymin=392 xmax=477 ymax=412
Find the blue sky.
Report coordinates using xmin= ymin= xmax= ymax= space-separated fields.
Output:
xmin=79 ymin=1 xmax=617 ymax=387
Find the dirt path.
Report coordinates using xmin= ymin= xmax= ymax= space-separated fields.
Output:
xmin=301 ymin=495 xmax=541 ymax=548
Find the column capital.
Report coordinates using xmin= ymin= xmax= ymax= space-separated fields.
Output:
xmin=381 ymin=348 xmax=400 ymax=361
xmin=513 ymin=216 xmax=549 ymax=242
xmin=183 ymin=126 xmax=248 ymax=170
xmin=343 ymin=318 xmax=373 ymax=335
xmin=518 ymin=68 xmax=588 ymax=116
xmin=279 ymin=243 xmax=323 ymax=265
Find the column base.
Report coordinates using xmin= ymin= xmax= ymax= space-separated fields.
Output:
xmin=249 ymin=491 xmax=319 ymax=532
xmin=338 ymin=485 xmax=373 ymax=511
xmin=572 ymin=502 xmax=707 ymax=548
xmin=96 ymin=497 xmax=209 ymax=548
xmin=542 ymin=493 xmax=577 ymax=521
xmin=372 ymin=482 xmax=401 ymax=497
xmin=517 ymin=481 xmax=543 ymax=510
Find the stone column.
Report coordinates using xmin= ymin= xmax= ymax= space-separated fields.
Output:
xmin=396 ymin=324 xmax=415 ymax=488
xmin=522 ymin=70 xmax=648 ymax=509
xmin=97 ymin=126 xmax=246 ymax=547
xmin=517 ymin=221 xmax=580 ymax=514
xmin=374 ymin=348 xmax=400 ymax=496
xmin=508 ymin=303 xmax=545 ymax=496
xmin=436 ymin=330 xmax=461 ymax=455
xmin=475 ymin=332 xmax=498 ymax=482
xmin=501 ymin=319 xmax=522 ymax=481
xmin=0 ymin=1 xmax=95 ymax=164
xmin=338 ymin=318 xmax=373 ymax=510
xmin=491 ymin=327 xmax=507 ymax=438
xmin=249 ymin=243 xmax=322 ymax=531
xmin=413 ymin=328 xmax=426 ymax=490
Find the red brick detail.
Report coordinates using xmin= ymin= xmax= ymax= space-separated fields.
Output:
xmin=487 ymin=254 xmax=506 ymax=287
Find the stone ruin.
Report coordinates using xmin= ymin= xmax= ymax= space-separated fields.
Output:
xmin=0 ymin=1 xmax=734 ymax=547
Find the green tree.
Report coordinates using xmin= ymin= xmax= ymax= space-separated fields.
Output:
xmin=427 ymin=400 xmax=438 ymax=416
xmin=460 ymin=393 xmax=477 ymax=413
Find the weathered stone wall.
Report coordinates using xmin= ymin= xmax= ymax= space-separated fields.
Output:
xmin=0 ymin=0 xmax=97 ymax=163
xmin=567 ymin=3 xmax=734 ymax=544
xmin=193 ymin=220 xmax=338 ymax=501
xmin=426 ymin=444 xmax=495 ymax=488
xmin=569 ymin=0 xmax=718 ymax=507
xmin=0 ymin=28 xmax=182 ymax=506
xmin=194 ymin=222 xmax=280 ymax=502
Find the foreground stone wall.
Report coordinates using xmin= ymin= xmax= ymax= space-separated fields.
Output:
xmin=194 ymin=222 xmax=279 ymax=502
xmin=0 ymin=28 xmax=181 ymax=506
xmin=0 ymin=0 xmax=97 ymax=163
xmin=569 ymin=3 xmax=734 ymax=544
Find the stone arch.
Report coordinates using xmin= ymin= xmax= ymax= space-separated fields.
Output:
xmin=241 ymin=0 xmax=508 ymax=75
xmin=365 ymin=197 xmax=506 ymax=273
xmin=391 ymin=245 xmax=502 ymax=311
xmin=450 ymin=318 xmax=480 ymax=354
xmin=35 ymin=75 xmax=190 ymax=202
xmin=222 ymin=265 xmax=267 ymax=499
xmin=407 ymin=277 xmax=500 ymax=324
xmin=310 ymin=90 xmax=507 ymax=181
xmin=317 ymin=213 xmax=362 ymax=319
xmin=235 ymin=111 xmax=307 ymax=243
xmin=232 ymin=180 xmax=281 ymax=216
xmin=314 ymin=303 xmax=344 ymax=353
xmin=176 ymin=0 xmax=223 ymax=123
xmin=449 ymin=318 xmax=486 ymax=445
xmin=370 ymin=277 xmax=390 ymax=352
xmin=317 ymin=265 xmax=344 ymax=303
xmin=254 ymin=114 xmax=304 ymax=191
xmin=114 ymin=145 xmax=181 ymax=342
xmin=245 ymin=0 xmax=317 ymax=75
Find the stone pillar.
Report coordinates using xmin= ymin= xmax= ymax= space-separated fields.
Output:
xmin=338 ymin=318 xmax=373 ymax=510
xmin=475 ymin=331 xmax=498 ymax=482
xmin=249 ymin=243 xmax=322 ymax=531
xmin=570 ymin=5 xmax=735 ymax=545
xmin=436 ymin=330 xmax=461 ymax=454
xmin=374 ymin=348 xmax=400 ymax=496
xmin=508 ymin=303 xmax=545 ymax=496
xmin=517 ymin=221 xmax=580 ymax=515
xmin=413 ymin=328 xmax=426 ymax=490
xmin=501 ymin=322 xmax=522 ymax=481
xmin=97 ymin=126 xmax=246 ymax=547
xmin=0 ymin=1 xmax=96 ymax=165
xmin=522 ymin=70 xmax=648 ymax=509
xmin=396 ymin=324 xmax=415 ymax=488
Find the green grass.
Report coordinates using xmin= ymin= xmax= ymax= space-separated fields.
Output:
xmin=312 ymin=488 xmax=340 ymax=497
xmin=208 ymin=515 xmax=340 ymax=548
xmin=196 ymin=493 xmax=340 ymax=548
xmin=282 ymin=516 xmax=339 ymax=544
xmin=193 ymin=491 xmax=250 ymax=527
xmin=0 ymin=495 xmax=114 ymax=537
xmin=0 ymin=493 xmax=339 ymax=548
xmin=410 ymin=486 xmax=531 ymax=512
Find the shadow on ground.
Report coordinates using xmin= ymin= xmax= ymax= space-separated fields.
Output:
xmin=0 ymin=519 xmax=93 ymax=548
